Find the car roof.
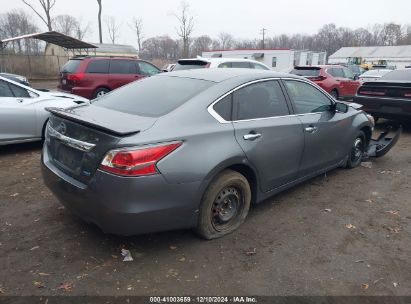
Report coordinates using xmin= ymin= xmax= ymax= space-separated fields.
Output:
xmin=294 ymin=65 xmax=343 ymax=69
xmin=158 ymin=68 xmax=298 ymax=83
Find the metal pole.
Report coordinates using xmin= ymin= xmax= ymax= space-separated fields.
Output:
xmin=260 ymin=28 xmax=267 ymax=49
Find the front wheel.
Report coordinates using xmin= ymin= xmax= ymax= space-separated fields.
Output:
xmin=195 ymin=170 xmax=251 ymax=240
xmin=330 ymin=89 xmax=339 ymax=100
xmin=346 ymin=131 xmax=366 ymax=169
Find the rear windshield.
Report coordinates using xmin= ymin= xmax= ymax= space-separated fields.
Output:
xmin=290 ymin=68 xmax=320 ymax=77
xmin=61 ymin=59 xmax=81 ymax=73
xmin=173 ymin=60 xmax=209 ymax=71
xmin=93 ymin=76 xmax=213 ymax=117
xmin=381 ymin=70 xmax=411 ymax=81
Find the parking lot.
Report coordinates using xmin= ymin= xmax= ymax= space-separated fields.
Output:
xmin=0 ymin=121 xmax=410 ymax=296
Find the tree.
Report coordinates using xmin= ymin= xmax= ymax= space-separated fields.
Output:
xmin=174 ymin=0 xmax=194 ymax=58
xmin=74 ymin=18 xmax=91 ymax=40
xmin=21 ymin=0 xmax=56 ymax=31
xmin=191 ymin=35 xmax=212 ymax=56
xmin=105 ymin=16 xmax=121 ymax=44
xmin=218 ymin=32 xmax=234 ymax=50
xmin=130 ymin=17 xmax=144 ymax=53
xmin=53 ymin=14 xmax=77 ymax=36
xmin=96 ymin=0 xmax=102 ymax=43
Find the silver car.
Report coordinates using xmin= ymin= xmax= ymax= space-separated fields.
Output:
xmin=41 ymin=69 xmax=398 ymax=239
xmin=0 ymin=76 xmax=88 ymax=145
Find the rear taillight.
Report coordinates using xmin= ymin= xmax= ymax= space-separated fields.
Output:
xmin=67 ymin=73 xmax=85 ymax=81
xmin=310 ymin=76 xmax=327 ymax=81
xmin=99 ymin=142 xmax=182 ymax=176
xmin=358 ymin=89 xmax=386 ymax=96
xmin=404 ymin=92 xmax=411 ymax=98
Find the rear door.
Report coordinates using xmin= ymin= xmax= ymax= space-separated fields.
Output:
xmin=108 ymin=59 xmax=141 ymax=90
xmin=342 ymin=67 xmax=361 ymax=96
xmin=0 ymin=80 xmax=37 ymax=143
xmin=231 ymin=80 xmax=304 ymax=192
xmin=283 ymin=79 xmax=350 ymax=177
xmin=327 ymin=67 xmax=350 ymax=96
xmin=84 ymin=59 xmax=110 ymax=89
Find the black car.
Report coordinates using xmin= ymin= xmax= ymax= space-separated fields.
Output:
xmin=0 ymin=73 xmax=30 ymax=86
xmin=354 ymin=69 xmax=411 ymax=121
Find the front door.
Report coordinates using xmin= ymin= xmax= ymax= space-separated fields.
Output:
xmin=283 ymin=79 xmax=350 ymax=177
xmin=232 ymin=80 xmax=304 ymax=192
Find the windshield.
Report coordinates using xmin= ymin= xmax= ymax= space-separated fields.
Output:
xmin=381 ymin=70 xmax=411 ymax=81
xmin=93 ymin=76 xmax=213 ymax=117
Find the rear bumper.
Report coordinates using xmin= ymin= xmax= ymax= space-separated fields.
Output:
xmin=354 ymin=96 xmax=411 ymax=120
xmin=41 ymin=144 xmax=201 ymax=236
xmin=57 ymin=86 xmax=93 ymax=99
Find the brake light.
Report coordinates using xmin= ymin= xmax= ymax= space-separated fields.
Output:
xmin=359 ymin=89 xmax=386 ymax=96
xmin=67 ymin=73 xmax=85 ymax=81
xmin=99 ymin=142 xmax=182 ymax=176
xmin=309 ymin=76 xmax=327 ymax=81
xmin=404 ymin=92 xmax=411 ymax=98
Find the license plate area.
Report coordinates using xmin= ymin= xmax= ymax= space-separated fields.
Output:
xmin=54 ymin=143 xmax=83 ymax=175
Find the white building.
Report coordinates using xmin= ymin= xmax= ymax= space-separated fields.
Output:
xmin=202 ymin=49 xmax=327 ymax=72
xmin=328 ymin=46 xmax=411 ymax=69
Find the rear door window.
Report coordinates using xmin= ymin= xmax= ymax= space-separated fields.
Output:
xmin=329 ymin=68 xmax=344 ymax=78
xmin=213 ymin=95 xmax=232 ymax=121
xmin=231 ymin=62 xmax=252 ymax=68
xmin=8 ymin=83 xmax=30 ymax=98
xmin=233 ymin=80 xmax=289 ymax=120
xmin=109 ymin=60 xmax=138 ymax=74
xmin=343 ymin=68 xmax=355 ymax=79
xmin=94 ymin=76 xmax=213 ymax=117
xmin=85 ymin=59 xmax=110 ymax=73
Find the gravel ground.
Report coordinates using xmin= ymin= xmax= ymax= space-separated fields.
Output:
xmin=0 ymin=122 xmax=410 ymax=296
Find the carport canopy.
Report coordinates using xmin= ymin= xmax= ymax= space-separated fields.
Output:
xmin=0 ymin=31 xmax=97 ymax=52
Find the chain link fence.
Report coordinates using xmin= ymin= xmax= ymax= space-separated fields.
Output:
xmin=0 ymin=54 xmax=69 ymax=79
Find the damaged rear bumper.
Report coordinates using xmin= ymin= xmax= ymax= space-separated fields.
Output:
xmin=367 ymin=124 xmax=402 ymax=158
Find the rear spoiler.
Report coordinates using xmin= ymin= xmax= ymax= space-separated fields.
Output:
xmin=45 ymin=107 xmax=140 ymax=136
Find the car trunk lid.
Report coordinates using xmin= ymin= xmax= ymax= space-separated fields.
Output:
xmin=45 ymin=105 xmax=157 ymax=184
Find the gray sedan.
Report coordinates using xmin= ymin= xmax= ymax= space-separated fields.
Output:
xmin=41 ymin=69 xmax=393 ymax=239
xmin=0 ymin=76 xmax=88 ymax=145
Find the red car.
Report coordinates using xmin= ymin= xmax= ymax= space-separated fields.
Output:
xmin=58 ymin=56 xmax=161 ymax=99
xmin=290 ymin=65 xmax=361 ymax=100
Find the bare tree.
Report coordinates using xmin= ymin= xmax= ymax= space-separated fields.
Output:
xmin=174 ymin=0 xmax=194 ymax=58
xmin=96 ymin=0 xmax=102 ymax=43
xmin=105 ymin=16 xmax=121 ymax=44
xmin=74 ymin=18 xmax=91 ymax=40
xmin=21 ymin=0 xmax=56 ymax=31
xmin=218 ymin=32 xmax=234 ymax=50
xmin=53 ymin=14 xmax=77 ymax=36
xmin=130 ymin=17 xmax=144 ymax=53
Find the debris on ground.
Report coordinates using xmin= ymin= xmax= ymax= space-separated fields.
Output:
xmin=57 ymin=282 xmax=73 ymax=292
xmin=244 ymin=247 xmax=257 ymax=256
xmin=385 ymin=210 xmax=400 ymax=216
xmin=323 ymin=209 xmax=332 ymax=213
xmin=393 ymin=282 xmax=399 ymax=288
xmin=346 ymin=224 xmax=356 ymax=230
xmin=169 ymin=246 xmax=177 ymax=250
xmin=33 ymin=281 xmax=45 ymax=289
xmin=38 ymin=272 xmax=50 ymax=276
xmin=30 ymin=246 xmax=40 ymax=251
xmin=355 ymin=260 xmax=365 ymax=263
xmin=121 ymin=249 xmax=134 ymax=262
xmin=361 ymin=283 xmax=369 ymax=290
xmin=373 ymin=278 xmax=384 ymax=285
xmin=10 ymin=193 xmax=19 ymax=197
xmin=178 ymin=256 xmax=186 ymax=262
xmin=361 ymin=162 xmax=373 ymax=168
xmin=0 ymin=286 xmax=5 ymax=294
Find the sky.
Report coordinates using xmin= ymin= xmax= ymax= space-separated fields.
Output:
xmin=1 ymin=0 xmax=410 ymax=48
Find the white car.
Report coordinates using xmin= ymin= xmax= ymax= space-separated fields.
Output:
xmin=0 ymin=76 xmax=89 ymax=145
xmin=173 ymin=57 xmax=271 ymax=71
xmin=359 ymin=69 xmax=393 ymax=83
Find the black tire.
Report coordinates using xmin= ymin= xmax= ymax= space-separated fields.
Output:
xmin=93 ymin=87 xmax=110 ymax=99
xmin=41 ymin=119 xmax=49 ymax=140
xmin=346 ymin=131 xmax=366 ymax=169
xmin=195 ymin=170 xmax=251 ymax=240
xmin=330 ymin=89 xmax=339 ymax=100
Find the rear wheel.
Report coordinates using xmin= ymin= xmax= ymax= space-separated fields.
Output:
xmin=330 ymin=89 xmax=339 ymax=100
xmin=93 ymin=87 xmax=110 ymax=99
xmin=195 ymin=170 xmax=251 ymax=240
xmin=346 ymin=131 xmax=366 ymax=169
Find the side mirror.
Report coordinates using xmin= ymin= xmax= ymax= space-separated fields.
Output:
xmin=334 ymin=102 xmax=349 ymax=113
xmin=353 ymin=75 xmax=359 ymax=81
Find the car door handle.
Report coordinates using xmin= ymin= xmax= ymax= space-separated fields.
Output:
xmin=305 ymin=126 xmax=318 ymax=133
xmin=243 ymin=133 xmax=262 ymax=141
